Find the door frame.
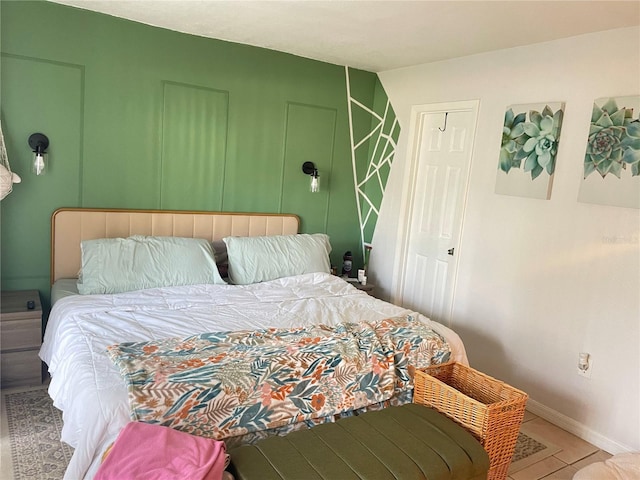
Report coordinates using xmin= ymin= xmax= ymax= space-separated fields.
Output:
xmin=391 ymin=99 xmax=480 ymax=326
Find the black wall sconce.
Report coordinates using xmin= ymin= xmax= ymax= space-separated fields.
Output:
xmin=28 ymin=133 xmax=49 ymax=176
xmin=302 ymin=161 xmax=320 ymax=193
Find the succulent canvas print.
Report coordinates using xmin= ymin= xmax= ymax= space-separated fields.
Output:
xmin=578 ymin=95 xmax=640 ymax=209
xmin=584 ymin=97 xmax=640 ymax=179
xmin=496 ymin=102 xmax=564 ymax=200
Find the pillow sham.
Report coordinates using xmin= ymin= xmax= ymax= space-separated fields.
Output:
xmin=77 ymin=235 xmax=226 ymax=295
xmin=223 ymin=233 xmax=331 ymax=285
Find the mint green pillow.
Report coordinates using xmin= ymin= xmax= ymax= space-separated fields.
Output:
xmin=224 ymin=234 xmax=331 ymax=285
xmin=77 ymin=235 xmax=226 ymax=295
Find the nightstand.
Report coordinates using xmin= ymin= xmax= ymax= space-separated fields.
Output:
xmin=353 ymin=282 xmax=375 ymax=296
xmin=1 ymin=290 xmax=43 ymax=388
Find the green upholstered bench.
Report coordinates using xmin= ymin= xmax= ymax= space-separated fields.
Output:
xmin=229 ymin=403 xmax=490 ymax=480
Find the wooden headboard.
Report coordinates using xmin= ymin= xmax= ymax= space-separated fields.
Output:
xmin=51 ymin=208 xmax=300 ymax=284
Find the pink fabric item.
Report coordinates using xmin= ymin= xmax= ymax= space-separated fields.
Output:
xmin=95 ymin=422 xmax=227 ymax=480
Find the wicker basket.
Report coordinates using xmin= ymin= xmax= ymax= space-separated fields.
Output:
xmin=414 ymin=362 xmax=528 ymax=480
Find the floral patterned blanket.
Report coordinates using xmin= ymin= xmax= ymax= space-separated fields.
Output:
xmin=107 ymin=315 xmax=450 ymax=442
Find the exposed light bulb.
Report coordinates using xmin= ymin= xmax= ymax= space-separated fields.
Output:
xmin=310 ymin=173 xmax=319 ymax=193
xmin=33 ymin=152 xmax=46 ymax=175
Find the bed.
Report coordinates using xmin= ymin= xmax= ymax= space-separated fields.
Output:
xmin=40 ymin=208 xmax=468 ymax=480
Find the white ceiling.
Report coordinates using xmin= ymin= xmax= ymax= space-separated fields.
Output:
xmin=48 ymin=0 xmax=640 ymax=72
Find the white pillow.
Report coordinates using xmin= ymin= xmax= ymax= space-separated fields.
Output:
xmin=223 ymin=234 xmax=331 ymax=285
xmin=77 ymin=235 xmax=226 ymax=295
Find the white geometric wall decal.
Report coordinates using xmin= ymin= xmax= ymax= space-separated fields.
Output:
xmin=345 ymin=66 xmax=400 ymax=258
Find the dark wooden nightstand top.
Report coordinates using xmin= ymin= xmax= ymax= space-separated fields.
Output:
xmin=343 ymin=279 xmax=375 ymax=296
xmin=353 ymin=283 xmax=374 ymax=293
xmin=1 ymin=290 xmax=42 ymax=320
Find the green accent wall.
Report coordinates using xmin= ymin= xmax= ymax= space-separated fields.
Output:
xmin=0 ymin=1 xmax=379 ymax=307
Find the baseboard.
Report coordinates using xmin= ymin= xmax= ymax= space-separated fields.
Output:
xmin=526 ymin=398 xmax=633 ymax=455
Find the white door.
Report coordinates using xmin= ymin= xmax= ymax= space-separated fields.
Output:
xmin=396 ymin=101 xmax=478 ymax=325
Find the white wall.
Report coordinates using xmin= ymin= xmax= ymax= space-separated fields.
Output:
xmin=374 ymin=27 xmax=640 ymax=452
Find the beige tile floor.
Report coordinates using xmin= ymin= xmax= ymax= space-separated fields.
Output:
xmin=508 ymin=410 xmax=611 ymax=480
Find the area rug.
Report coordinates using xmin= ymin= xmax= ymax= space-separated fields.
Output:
xmin=508 ymin=428 xmax=562 ymax=474
xmin=3 ymin=387 xmax=73 ymax=480
xmin=4 ymin=387 xmax=559 ymax=479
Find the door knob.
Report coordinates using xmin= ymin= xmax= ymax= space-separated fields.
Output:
xmin=447 ymin=248 xmax=455 ymax=256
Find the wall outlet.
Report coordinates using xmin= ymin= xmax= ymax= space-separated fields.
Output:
xmin=577 ymin=353 xmax=592 ymax=378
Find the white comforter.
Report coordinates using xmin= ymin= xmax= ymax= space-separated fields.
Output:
xmin=40 ymin=272 xmax=467 ymax=480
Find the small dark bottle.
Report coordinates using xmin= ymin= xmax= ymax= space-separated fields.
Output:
xmin=342 ymin=251 xmax=353 ymax=277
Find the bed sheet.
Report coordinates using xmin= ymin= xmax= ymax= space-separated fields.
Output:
xmin=50 ymin=278 xmax=79 ymax=305
xmin=40 ymin=272 xmax=467 ymax=480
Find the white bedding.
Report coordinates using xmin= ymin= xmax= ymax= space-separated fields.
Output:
xmin=40 ymin=272 xmax=468 ymax=480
